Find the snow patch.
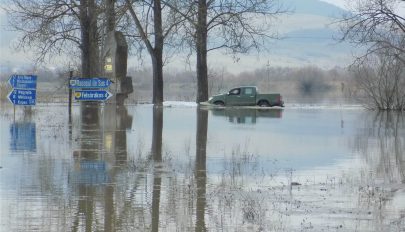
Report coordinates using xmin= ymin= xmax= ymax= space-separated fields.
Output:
xmin=163 ymin=101 xmax=198 ymax=108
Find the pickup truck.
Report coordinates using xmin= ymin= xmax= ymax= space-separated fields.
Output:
xmin=207 ymin=86 xmax=284 ymax=107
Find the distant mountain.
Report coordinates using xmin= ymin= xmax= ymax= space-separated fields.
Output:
xmin=282 ymin=27 xmax=342 ymax=42
xmin=284 ymin=0 xmax=347 ymax=18
xmin=256 ymin=0 xmax=356 ymax=68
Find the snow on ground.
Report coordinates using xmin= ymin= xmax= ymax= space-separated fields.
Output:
xmin=162 ymin=101 xmax=363 ymax=110
xmin=163 ymin=101 xmax=198 ymax=108
xmin=30 ymin=101 xmax=364 ymax=110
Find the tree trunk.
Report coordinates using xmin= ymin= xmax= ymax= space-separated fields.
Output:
xmin=79 ymin=0 xmax=101 ymax=123
xmin=196 ymin=0 xmax=209 ymax=103
xmin=152 ymin=0 xmax=164 ymax=105
xmin=106 ymin=0 xmax=115 ymax=33
xmin=80 ymin=0 xmax=100 ymax=77
xmin=80 ymin=0 xmax=90 ymax=77
xmin=151 ymin=54 xmax=164 ymax=105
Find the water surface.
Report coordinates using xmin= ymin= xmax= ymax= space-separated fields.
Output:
xmin=0 ymin=103 xmax=404 ymax=231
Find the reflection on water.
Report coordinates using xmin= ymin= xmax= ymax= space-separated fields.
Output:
xmin=10 ymin=122 xmax=36 ymax=153
xmin=7 ymin=109 xmax=37 ymax=153
xmin=70 ymin=103 xmax=133 ymax=232
xmin=195 ymin=108 xmax=208 ymax=232
xmin=354 ymin=112 xmax=405 ymax=184
xmin=351 ymin=112 xmax=405 ymax=230
xmin=0 ymin=105 xmax=404 ymax=231
xmin=151 ymin=106 xmax=163 ymax=232
xmin=211 ymin=108 xmax=282 ymax=124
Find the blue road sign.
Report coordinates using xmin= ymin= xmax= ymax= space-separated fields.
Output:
xmin=8 ymin=75 xmax=37 ymax=89
xmin=8 ymin=89 xmax=36 ymax=105
xmin=69 ymin=78 xmax=112 ymax=89
xmin=10 ymin=122 xmax=37 ymax=153
xmin=74 ymin=90 xmax=113 ymax=101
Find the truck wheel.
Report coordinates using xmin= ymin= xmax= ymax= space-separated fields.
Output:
xmin=258 ymin=101 xmax=270 ymax=107
xmin=213 ymin=101 xmax=225 ymax=106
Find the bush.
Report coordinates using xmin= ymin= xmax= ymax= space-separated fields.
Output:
xmin=352 ymin=52 xmax=405 ymax=110
xmin=296 ymin=66 xmax=331 ymax=96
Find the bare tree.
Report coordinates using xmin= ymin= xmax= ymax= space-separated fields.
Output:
xmin=6 ymin=0 xmax=106 ymax=77
xmin=339 ymin=0 xmax=405 ymax=64
xmin=338 ymin=0 xmax=405 ymax=110
xmin=164 ymin=0 xmax=285 ymax=103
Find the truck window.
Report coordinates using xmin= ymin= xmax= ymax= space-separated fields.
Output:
xmin=243 ymin=88 xmax=254 ymax=95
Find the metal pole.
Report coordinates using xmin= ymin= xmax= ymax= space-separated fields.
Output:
xmin=69 ymin=70 xmax=73 ymax=122
xmin=267 ymin=60 xmax=270 ymax=91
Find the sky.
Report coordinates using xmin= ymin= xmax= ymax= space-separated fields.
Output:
xmin=0 ymin=0 xmax=404 ymax=74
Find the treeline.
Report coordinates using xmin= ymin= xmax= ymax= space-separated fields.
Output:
xmin=0 ymin=65 xmax=357 ymax=104
xmin=128 ymin=65 xmax=356 ymax=103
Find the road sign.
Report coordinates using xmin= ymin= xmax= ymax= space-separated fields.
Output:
xmin=8 ymin=75 xmax=37 ymax=89
xmin=74 ymin=90 xmax=113 ymax=101
xmin=69 ymin=78 xmax=112 ymax=89
xmin=8 ymin=89 xmax=36 ymax=105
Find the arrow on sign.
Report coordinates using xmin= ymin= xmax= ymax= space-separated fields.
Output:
xmin=69 ymin=78 xmax=112 ymax=89
xmin=8 ymin=75 xmax=37 ymax=89
xmin=74 ymin=90 xmax=113 ymax=101
xmin=8 ymin=89 xmax=37 ymax=105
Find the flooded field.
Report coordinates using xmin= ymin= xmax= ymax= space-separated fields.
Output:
xmin=0 ymin=103 xmax=404 ymax=231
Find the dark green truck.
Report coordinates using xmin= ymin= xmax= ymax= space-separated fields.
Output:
xmin=207 ymin=86 xmax=284 ymax=107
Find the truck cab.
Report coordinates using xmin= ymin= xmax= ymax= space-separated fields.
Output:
xmin=226 ymin=86 xmax=257 ymax=106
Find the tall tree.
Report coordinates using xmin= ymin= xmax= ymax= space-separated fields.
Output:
xmin=164 ymin=0 xmax=285 ymax=103
xmin=7 ymin=0 xmax=104 ymax=77
xmin=195 ymin=0 xmax=209 ymax=103
xmin=124 ymin=0 xmax=183 ymax=105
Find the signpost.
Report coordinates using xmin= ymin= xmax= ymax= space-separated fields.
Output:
xmin=8 ymin=89 xmax=37 ymax=105
xmin=69 ymin=77 xmax=113 ymax=102
xmin=74 ymin=90 xmax=113 ymax=101
xmin=8 ymin=75 xmax=37 ymax=89
xmin=69 ymin=78 xmax=112 ymax=89
xmin=8 ymin=74 xmax=37 ymax=109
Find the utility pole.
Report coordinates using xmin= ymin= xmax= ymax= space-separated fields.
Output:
xmin=68 ymin=70 xmax=73 ymax=122
xmin=266 ymin=60 xmax=270 ymax=91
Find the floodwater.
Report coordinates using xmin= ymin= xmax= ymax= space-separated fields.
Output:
xmin=0 ymin=103 xmax=404 ymax=232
